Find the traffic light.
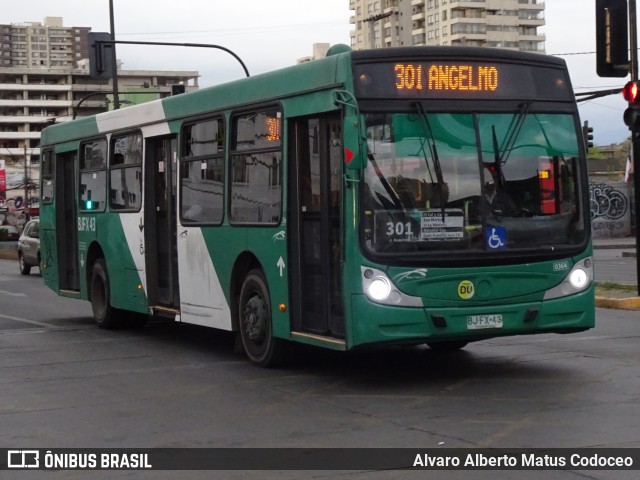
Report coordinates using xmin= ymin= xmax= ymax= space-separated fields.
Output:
xmin=595 ymin=0 xmax=629 ymax=78
xmin=87 ymin=32 xmax=113 ymax=80
xmin=582 ymin=121 xmax=594 ymax=150
xmin=622 ymin=80 xmax=640 ymax=128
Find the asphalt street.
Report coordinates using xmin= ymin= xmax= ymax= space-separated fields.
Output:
xmin=0 ymin=258 xmax=639 ymax=479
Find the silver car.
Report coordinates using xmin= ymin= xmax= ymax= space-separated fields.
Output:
xmin=18 ymin=219 xmax=40 ymax=275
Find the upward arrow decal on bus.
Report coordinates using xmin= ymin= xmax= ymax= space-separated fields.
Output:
xmin=277 ymin=257 xmax=285 ymax=277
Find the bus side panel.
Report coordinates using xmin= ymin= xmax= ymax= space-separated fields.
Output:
xmin=244 ymin=227 xmax=291 ymax=340
xmin=193 ymin=225 xmax=290 ymax=338
xmin=177 ymin=226 xmax=232 ymax=329
xmin=40 ymin=205 xmax=59 ymax=293
xmin=83 ymin=213 xmax=148 ymax=314
xmin=115 ymin=212 xmax=149 ymax=314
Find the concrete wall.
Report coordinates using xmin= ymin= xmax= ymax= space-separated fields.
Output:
xmin=589 ymin=174 xmax=632 ymax=239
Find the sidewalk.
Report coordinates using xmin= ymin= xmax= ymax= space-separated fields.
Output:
xmin=593 ymin=235 xmax=640 ymax=310
xmin=593 ymin=236 xmax=637 ymax=257
xmin=0 ymin=241 xmax=17 ymax=260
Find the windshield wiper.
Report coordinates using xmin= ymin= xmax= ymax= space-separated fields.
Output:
xmin=493 ymin=101 xmax=531 ymax=167
xmin=415 ymin=102 xmax=447 ymax=221
xmin=367 ymin=151 xmax=404 ymax=211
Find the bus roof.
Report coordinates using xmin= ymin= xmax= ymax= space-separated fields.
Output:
xmin=351 ymin=46 xmax=567 ymax=69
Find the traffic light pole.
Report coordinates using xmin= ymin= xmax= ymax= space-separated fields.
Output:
xmin=629 ymin=0 xmax=640 ymax=294
xmin=109 ymin=0 xmax=120 ymax=110
xmin=94 ymin=40 xmax=250 ymax=79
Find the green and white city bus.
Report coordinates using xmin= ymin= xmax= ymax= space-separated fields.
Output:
xmin=39 ymin=46 xmax=595 ymax=366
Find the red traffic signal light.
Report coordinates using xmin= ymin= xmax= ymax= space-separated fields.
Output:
xmin=623 ymin=81 xmax=640 ymax=128
xmin=622 ymin=81 xmax=640 ymax=103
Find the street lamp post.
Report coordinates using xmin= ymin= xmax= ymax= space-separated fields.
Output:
xmin=23 ymin=145 xmax=29 ymax=221
xmin=72 ymin=91 xmax=109 ymax=119
xmin=94 ymin=39 xmax=250 ymax=79
xmin=109 ymin=0 xmax=120 ymax=110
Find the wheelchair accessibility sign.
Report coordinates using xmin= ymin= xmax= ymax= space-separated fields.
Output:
xmin=486 ymin=226 xmax=506 ymax=250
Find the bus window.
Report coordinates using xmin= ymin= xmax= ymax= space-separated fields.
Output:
xmin=230 ymin=109 xmax=282 ymax=224
xmin=110 ymin=133 xmax=142 ymax=211
xmin=79 ymin=139 xmax=107 ymax=212
xmin=41 ymin=150 xmax=54 ymax=203
xmin=181 ymin=118 xmax=225 ymax=224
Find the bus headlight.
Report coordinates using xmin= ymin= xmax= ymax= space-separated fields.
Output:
xmin=368 ymin=276 xmax=391 ymax=301
xmin=361 ymin=267 xmax=423 ymax=307
xmin=543 ymin=257 xmax=593 ymax=300
xmin=569 ymin=268 xmax=589 ymax=289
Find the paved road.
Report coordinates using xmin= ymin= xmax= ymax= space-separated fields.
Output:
xmin=593 ymin=247 xmax=638 ymax=286
xmin=1 ymin=259 xmax=639 ymax=480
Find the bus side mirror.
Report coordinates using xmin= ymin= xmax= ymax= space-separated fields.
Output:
xmin=344 ymin=113 xmax=366 ymax=171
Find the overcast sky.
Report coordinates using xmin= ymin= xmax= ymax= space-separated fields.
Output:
xmin=1 ymin=0 xmax=633 ymax=145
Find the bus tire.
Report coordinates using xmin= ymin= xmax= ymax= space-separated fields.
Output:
xmin=238 ymin=269 xmax=287 ymax=367
xmin=90 ymin=259 xmax=121 ymax=329
xmin=426 ymin=340 xmax=468 ymax=352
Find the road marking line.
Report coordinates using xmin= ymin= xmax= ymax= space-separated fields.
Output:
xmin=0 ymin=313 xmax=54 ymax=328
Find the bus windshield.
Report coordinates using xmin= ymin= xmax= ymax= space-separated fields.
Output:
xmin=361 ymin=111 xmax=586 ymax=258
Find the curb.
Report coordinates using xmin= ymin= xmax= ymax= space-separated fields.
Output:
xmin=0 ymin=241 xmax=18 ymax=261
xmin=593 ymin=244 xmax=636 ymax=250
xmin=595 ymin=296 xmax=640 ymax=310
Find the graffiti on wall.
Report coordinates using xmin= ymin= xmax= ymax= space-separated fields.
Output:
xmin=589 ymin=183 xmax=628 ymax=220
xmin=589 ymin=181 xmax=631 ymax=238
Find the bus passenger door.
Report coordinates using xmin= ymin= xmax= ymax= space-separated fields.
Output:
xmin=56 ymin=151 xmax=80 ymax=291
xmin=144 ymin=136 xmax=180 ymax=310
xmin=289 ymin=114 xmax=345 ymax=338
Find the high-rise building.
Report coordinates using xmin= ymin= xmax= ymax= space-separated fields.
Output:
xmin=0 ymin=17 xmax=90 ymax=69
xmin=0 ymin=18 xmax=199 ymax=222
xmin=350 ymin=0 xmax=545 ymax=53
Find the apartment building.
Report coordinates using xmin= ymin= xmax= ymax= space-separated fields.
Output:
xmin=350 ymin=0 xmax=545 ymax=52
xmin=0 ymin=17 xmax=90 ymax=69
xmin=0 ymin=18 xmax=199 ymax=222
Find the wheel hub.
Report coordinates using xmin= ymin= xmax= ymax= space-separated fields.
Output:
xmin=243 ymin=295 xmax=266 ymax=343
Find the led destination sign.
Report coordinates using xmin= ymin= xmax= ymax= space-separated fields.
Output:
xmin=394 ymin=63 xmax=499 ymax=93
xmin=353 ymin=60 xmax=573 ymax=101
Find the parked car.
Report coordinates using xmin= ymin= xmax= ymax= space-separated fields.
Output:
xmin=17 ymin=219 xmax=40 ymax=275
xmin=0 ymin=225 xmax=19 ymax=241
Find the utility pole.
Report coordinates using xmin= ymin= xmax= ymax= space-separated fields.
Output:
xmin=596 ymin=0 xmax=640 ymax=293
xmin=109 ymin=0 xmax=120 ymax=110
xmin=628 ymin=0 xmax=640 ymax=294
xmin=23 ymin=145 xmax=29 ymax=221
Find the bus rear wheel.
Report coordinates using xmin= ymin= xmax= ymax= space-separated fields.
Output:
xmin=238 ymin=269 xmax=287 ymax=367
xmin=90 ymin=259 xmax=121 ymax=329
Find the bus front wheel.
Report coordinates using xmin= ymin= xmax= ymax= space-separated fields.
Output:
xmin=238 ymin=269 xmax=287 ymax=367
xmin=90 ymin=259 xmax=121 ymax=329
